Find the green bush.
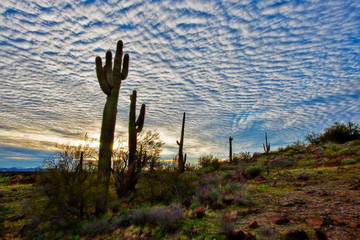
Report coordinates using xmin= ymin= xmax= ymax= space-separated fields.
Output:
xmin=37 ymin=144 xmax=99 ymax=220
xmin=136 ymin=170 xmax=197 ymax=204
xmin=198 ymin=154 xmax=221 ymax=170
xmin=244 ymin=166 xmax=262 ymax=178
xmin=306 ymin=122 xmax=360 ymax=145
xmin=341 ymin=158 xmax=356 ymax=165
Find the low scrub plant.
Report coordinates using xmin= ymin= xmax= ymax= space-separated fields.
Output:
xmin=198 ymin=154 xmax=221 ymax=170
xmin=36 ymin=144 xmax=98 ymax=220
xmin=132 ymin=205 xmax=184 ymax=232
xmin=244 ymin=165 xmax=263 ymax=178
xmin=306 ymin=122 xmax=360 ymax=145
xmin=341 ymin=158 xmax=357 ymax=165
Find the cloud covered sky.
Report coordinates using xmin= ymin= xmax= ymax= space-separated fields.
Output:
xmin=1 ymin=0 xmax=359 ymax=167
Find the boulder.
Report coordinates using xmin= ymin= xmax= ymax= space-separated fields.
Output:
xmin=311 ymin=147 xmax=324 ymax=156
xmin=252 ymin=152 xmax=263 ymax=159
xmin=268 ymin=157 xmax=294 ymax=168
xmin=249 ymin=220 xmax=259 ymax=228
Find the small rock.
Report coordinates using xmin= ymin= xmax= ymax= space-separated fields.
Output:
xmin=285 ymin=229 xmax=309 ymax=240
xmin=305 ymin=216 xmax=324 ymax=228
xmin=294 ymin=199 xmax=306 ymax=205
xmin=254 ymin=175 xmax=267 ymax=183
xmin=278 ymin=201 xmax=294 ymax=207
xmin=194 ymin=206 xmax=206 ymax=219
xmin=327 ymin=215 xmax=343 ymax=225
xmin=348 ymin=222 xmax=359 ymax=228
xmin=249 ymin=220 xmax=259 ymax=228
xmin=269 ymin=215 xmax=290 ymax=225
xmin=297 ymin=172 xmax=310 ymax=180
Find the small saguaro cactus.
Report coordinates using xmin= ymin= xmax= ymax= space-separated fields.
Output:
xmin=95 ymin=40 xmax=129 ymax=213
xmin=177 ymin=112 xmax=186 ymax=173
xmin=263 ymin=132 xmax=270 ymax=154
xmin=128 ymin=90 xmax=146 ymax=188
xmin=229 ymin=136 xmax=233 ymax=163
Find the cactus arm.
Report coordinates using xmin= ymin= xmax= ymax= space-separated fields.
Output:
xmin=105 ymin=51 xmax=114 ymax=88
xmin=136 ymin=104 xmax=145 ymax=133
xmin=121 ymin=54 xmax=129 ymax=80
xmin=95 ymin=56 xmax=111 ymax=95
xmin=113 ymin=40 xmax=123 ymax=83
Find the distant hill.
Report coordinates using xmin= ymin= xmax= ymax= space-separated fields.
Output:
xmin=0 ymin=167 xmax=38 ymax=172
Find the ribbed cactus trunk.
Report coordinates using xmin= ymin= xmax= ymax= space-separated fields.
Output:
xmin=128 ymin=90 xmax=145 ymax=191
xmin=95 ymin=40 xmax=129 ymax=214
xmin=229 ymin=136 xmax=233 ymax=163
xmin=177 ymin=112 xmax=186 ymax=173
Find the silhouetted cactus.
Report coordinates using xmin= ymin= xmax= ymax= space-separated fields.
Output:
xmin=263 ymin=132 xmax=270 ymax=154
xmin=177 ymin=112 xmax=186 ymax=173
xmin=229 ymin=136 xmax=233 ymax=163
xmin=95 ymin=40 xmax=129 ymax=213
xmin=128 ymin=90 xmax=145 ymax=190
xmin=113 ymin=91 xmax=146 ymax=198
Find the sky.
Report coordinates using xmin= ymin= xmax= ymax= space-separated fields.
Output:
xmin=0 ymin=0 xmax=359 ymax=168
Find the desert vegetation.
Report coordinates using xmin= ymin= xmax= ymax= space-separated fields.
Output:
xmin=1 ymin=41 xmax=360 ymax=239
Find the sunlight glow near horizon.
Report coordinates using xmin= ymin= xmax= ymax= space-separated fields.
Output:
xmin=1 ymin=0 xmax=360 ymax=168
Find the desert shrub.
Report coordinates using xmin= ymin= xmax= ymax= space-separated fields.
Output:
xmin=219 ymin=214 xmax=235 ymax=237
xmin=349 ymin=139 xmax=360 ymax=147
xmin=198 ymin=154 xmax=221 ymax=170
xmin=196 ymin=181 xmax=213 ymax=204
xmin=305 ymin=132 xmax=322 ymax=145
xmin=132 ymin=205 xmax=184 ymax=232
xmin=36 ymin=143 xmax=98 ymax=220
xmin=136 ymin=169 xmax=197 ymax=204
xmin=81 ymin=215 xmax=112 ymax=237
xmin=233 ymin=151 xmax=252 ymax=162
xmin=244 ymin=166 xmax=262 ymax=178
xmin=341 ymin=158 xmax=356 ymax=165
xmin=306 ymin=122 xmax=360 ymax=145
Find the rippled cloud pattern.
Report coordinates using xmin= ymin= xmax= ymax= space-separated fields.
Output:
xmin=1 ymin=0 xmax=359 ymax=166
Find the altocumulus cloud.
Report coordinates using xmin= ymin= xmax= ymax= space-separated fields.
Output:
xmin=0 ymin=0 xmax=360 ymax=167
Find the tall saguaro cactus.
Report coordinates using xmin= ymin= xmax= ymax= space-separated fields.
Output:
xmin=177 ymin=112 xmax=186 ymax=173
xmin=263 ymin=132 xmax=271 ymax=154
xmin=95 ymin=40 xmax=129 ymax=213
xmin=229 ymin=136 xmax=233 ymax=163
xmin=128 ymin=90 xmax=145 ymax=189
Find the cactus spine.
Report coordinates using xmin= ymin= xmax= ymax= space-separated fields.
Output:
xmin=128 ymin=90 xmax=145 ymax=190
xmin=229 ymin=136 xmax=233 ymax=163
xmin=177 ymin=112 xmax=186 ymax=173
xmin=263 ymin=132 xmax=270 ymax=154
xmin=95 ymin=40 xmax=129 ymax=213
